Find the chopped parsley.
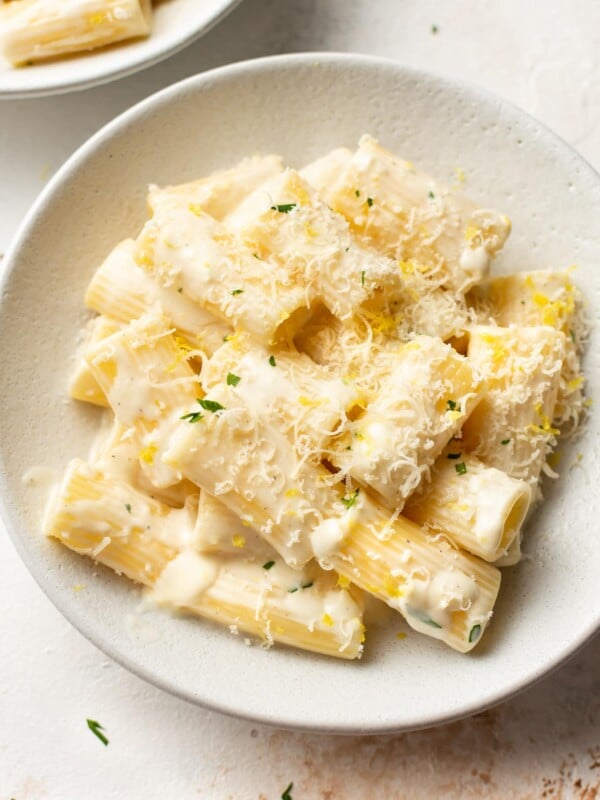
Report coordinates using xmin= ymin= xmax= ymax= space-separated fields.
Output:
xmin=428 ymin=190 xmax=435 ymax=199
xmin=269 ymin=355 xmax=276 ymax=367
xmin=447 ymin=452 xmax=462 ymax=460
xmin=226 ymin=372 xmax=241 ymax=387
xmin=177 ymin=287 xmax=183 ymax=293
xmin=262 ymin=560 xmax=275 ymax=570
xmin=469 ymin=624 xmax=482 ymax=643
xmin=180 ymin=408 xmax=204 ymax=423
xmin=355 ymin=189 xmax=361 ymax=198
xmin=86 ymin=719 xmax=108 ymax=746
xmin=281 ymin=782 xmax=294 ymax=800
xmin=289 ymin=580 xmax=314 ymax=593
xmin=407 ymin=605 xmax=442 ymax=628
xmin=366 ymin=196 xmax=374 ymax=207
xmin=501 ymin=438 xmax=510 ymax=445
xmin=198 ymin=398 xmax=225 ymax=413
xmin=253 ymin=253 xmax=262 ymax=260
xmin=361 ymin=270 xmax=366 ymax=286
xmin=231 ymin=288 xmax=244 ymax=296
xmin=341 ymin=488 xmax=360 ymax=509
xmin=125 ymin=504 xmax=132 ymax=514
xmin=431 ymin=23 xmax=439 ymax=33
xmin=446 ymin=399 xmax=457 ymax=411
xmin=455 ymin=462 xmax=467 ymax=475
xmin=271 ymin=203 xmax=297 ymax=214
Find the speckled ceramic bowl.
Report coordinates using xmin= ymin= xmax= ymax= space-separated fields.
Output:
xmin=1 ymin=53 xmax=599 ymax=733
xmin=0 ymin=0 xmax=242 ymax=98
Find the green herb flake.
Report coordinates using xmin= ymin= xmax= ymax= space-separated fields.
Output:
xmin=222 ymin=334 xmax=230 ymax=342
xmin=253 ymin=253 xmax=262 ymax=260
xmin=447 ymin=452 xmax=462 ymax=460
xmin=231 ymin=288 xmax=244 ymax=296
xmin=570 ymin=329 xmax=576 ymax=343
xmin=271 ymin=203 xmax=297 ymax=214
xmin=301 ymin=581 xmax=313 ymax=590
xmin=86 ymin=719 xmax=109 ymax=746
xmin=125 ymin=503 xmax=132 ymax=514
xmin=281 ymin=782 xmax=294 ymax=800
xmin=428 ymin=190 xmax=435 ymax=199
xmin=288 ymin=587 xmax=298 ymax=594
xmin=177 ymin=287 xmax=183 ymax=293
xmin=431 ymin=23 xmax=439 ymax=34
xmin=455 ymin=462 xmax=467 ymax=476
xmin=520 ymin=300 xmax=526 ymax=305
xmin=361 ymin=270 xmax=366 ymax=286
xmin=366 ymin=196 xmax=374 ymax=207
xmin=355 ymin=189 xmax=361 ymax=198
xmin=226 ymin=372 xmax=241 ymax=387
xmin=469 ymin=624 xmax=482 ymax=643
xmin=341 ymin=488 xmax=360 ymax=509
xmin=198 ymin=398 xmax=225 ymax=413
xmin=446 ymin=399 xmax=457 ymax=411
xmin=180 ymin=410 xmax=204 ymax=423
xmin=501 ymin=438 xmax=510 ymax=445
xmin=344 ymin=246 xmax=350 ymax=252
xmin=269 ymin=355 xmax=276 ymax=367
xmin=407 ymin=605 xmax=442 ymax=628
xmin=262 ymin=560 xmax=275 ymax=570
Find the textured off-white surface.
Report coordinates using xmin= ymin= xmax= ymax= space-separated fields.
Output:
xmin=0 ymin=0 xmax=242 ymax=98
xmin=1 ymin=1 xmax=599 ymax=797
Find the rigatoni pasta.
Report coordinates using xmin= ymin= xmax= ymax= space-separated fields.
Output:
xmin=50 ymin=138 xmax=586 ymax=659
xmin=0 ymin=0 xmax=153 ymax=66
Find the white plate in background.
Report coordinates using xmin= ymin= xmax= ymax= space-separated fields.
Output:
xmin=1 ymin=53 xmax=599 ymax=732
xmin=0 ymin=0 xmax=242 ymax=98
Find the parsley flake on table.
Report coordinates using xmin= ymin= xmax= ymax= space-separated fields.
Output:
xmin=271 ymin=203 xmax=297 ymax=213
xmin=281 ymin=782 xmax=294 ymax=800
xmin=86 ymin=719 xmax=109 ymax=746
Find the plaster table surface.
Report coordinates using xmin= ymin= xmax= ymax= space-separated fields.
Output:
xmin=0 ymin=1 xmax=599 ymax=797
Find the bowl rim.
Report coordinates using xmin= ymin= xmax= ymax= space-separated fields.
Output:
xmin=1 ymin=51 xmax=599 ymax=734
xmin=0 ymin=0 xmax=243 ymax=100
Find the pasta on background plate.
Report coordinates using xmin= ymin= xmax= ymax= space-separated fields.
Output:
xmin=0 ymin=0 xmax=153 ymax=67
xmin=45 ymin=135 xmax=587 ymax=659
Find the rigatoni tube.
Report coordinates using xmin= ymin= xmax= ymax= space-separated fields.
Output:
xmin=404 ymin=454 xmax=532 ymax=562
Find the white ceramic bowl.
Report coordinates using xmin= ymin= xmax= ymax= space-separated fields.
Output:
xmin=0 ymin=0 xmax=241 ymax=98
xmin=1 ymin=53 xmax=599 ymax=733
